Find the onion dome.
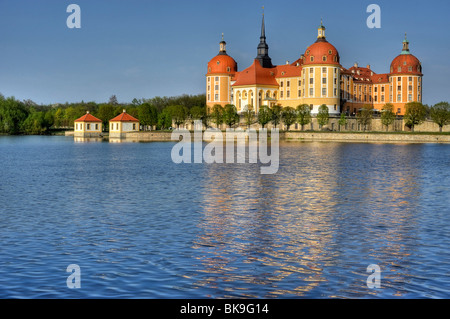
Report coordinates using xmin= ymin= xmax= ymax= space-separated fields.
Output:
xmin=207 ymin=34 xmax=237 ymax=75
xmin=390 ymin=34 xmax=422 ymax=75
xmin=303 ymin=20 xmax=340 ymax=65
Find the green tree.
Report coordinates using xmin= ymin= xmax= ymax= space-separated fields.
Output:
xmin=96 ymin=104 xmax=116 ymax=131
xmin=189 ymin=106 xmax=207 ymax=128
xmin=22 ymin=111 xmax=48 ymax=135
xmin=404 ymin=101 xmax=427 ymax=132
xmin=381 ymin=103 xmax=395 ymax=132
xmin=0 ymin=97 xmax=29 ymax=134
xmin=53 ymin=108 xmax=64 ymax=128
xmin=281 ymin=106 xmax=296 ymax=131
xmin=270 ymin=104 xmax=282 ymax=128
xmin=210 ymin=104 xmax=224 ymax=128
xmin=430 ymin=102 xmax=450 ymax=133
xmin=139 ymin=103 xmax=158 ymax=130
xmin=242 ymin=105 xmax=255 ymax=129
xmin=296 ymin=104 xmax=311 ymax=131
xmin=317 ymin=104 xmax=329 ymax=129
xmin=257 ymin=105 xmax=272 ymax=128
xmin=338 ymin=113 xmax=347 ymax=131
xmin=357 ymin=105 xmax=373 ymax=132
xmin=222 ymin=104 xmax=239 ymax=128
xmin=157 ymin=108 xmax=173 ymax=130
xmin=168 ymin=105 xmax=187 ymax=129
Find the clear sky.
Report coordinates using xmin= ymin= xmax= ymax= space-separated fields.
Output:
xmin=0 ymin=0 xmax=449 ymax=106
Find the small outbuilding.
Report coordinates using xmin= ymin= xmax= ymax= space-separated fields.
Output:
xmin=74 ymin=111 xmax=103 ymax=137
xmin=109 ymin=110 xmax=140 ymax=138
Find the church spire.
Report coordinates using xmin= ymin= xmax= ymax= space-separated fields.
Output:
xmin=401 ymin=32 xmax=410 ymax=54
xmin=218 ymin=33 xmax=227 ymax=55
xmin=317 ymin=18 xmax=326 ymax=41
xmin=255 ymin=7 xmax=273 ymax=68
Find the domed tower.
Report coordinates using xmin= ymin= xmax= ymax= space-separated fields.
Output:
xmin=389 ymin=34 xmax=423 ymax=115
xmin=302 ymin=20 xmax=341 ymax=114
xmin=206 ymin=34 xmax=238 ymax=110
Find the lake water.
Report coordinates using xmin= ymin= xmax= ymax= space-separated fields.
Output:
xmin=0 ymin=136 xmax=449 ymax=298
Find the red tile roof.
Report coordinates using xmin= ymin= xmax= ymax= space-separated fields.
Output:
xmin=232 ymin=59 xmax=279 ymax=87
xmin=275 ymin=64 xmax=302 ymax=78
xmin=74 ymin=112 xmax=102 ymax=123
xmin=110 ymin=112 xmax=139 ymax=122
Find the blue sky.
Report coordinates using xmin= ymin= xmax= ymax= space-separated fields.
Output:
xmin=0 ymin=0 xmax=449 ymax=105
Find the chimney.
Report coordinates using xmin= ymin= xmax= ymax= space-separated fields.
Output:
xmin=354 ymin=62 xmax=358 ymax=68
xmin=367 ymin=64 xmax=371 ymax=69
xmin=286 ymin=61 xmax=289 ymax=65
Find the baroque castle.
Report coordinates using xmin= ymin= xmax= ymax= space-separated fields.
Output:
xmin=206 ymin=14 xmax=423 ymax=116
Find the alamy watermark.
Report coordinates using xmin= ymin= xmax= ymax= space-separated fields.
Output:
xmin=66 ymin=264 xmax=81 ymax=289
xmin=66 ymin=4 xmax=81 ymax=29
xmin=366 ymin=4 xmax=381 ymax=29
xmin=366 ymin=264 xmax=381 ymax=289
xmin=171 ymin=121 xmax=279 ymax=175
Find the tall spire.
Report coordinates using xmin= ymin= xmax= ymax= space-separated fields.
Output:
xmin=317 ymin=18 xmax=326 ymax=41
xmin=256 ymin=7 xmax=273 ymax=68
xmin=401 ymin=32 xmax=410 ymax=54
xmin=218 ymin=33 xmax=227 ymax=55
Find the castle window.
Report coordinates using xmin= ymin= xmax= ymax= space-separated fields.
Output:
xmin=334 ymin=89 xmax=337 ymax=96
xmin=298 ymin=80 xmax=301 ymax=86
xmin=408 ymin=94 xmax=412 ymax=102
xmin=310 ymin=88 xmax=314 ymax=96
xmin=409 ymin=77 xmax=412 ymax=82
xmin=306 ymin=50 xmax=310 ymax=55
xmin=298 ymin=90 xmax=301 ymax=97
xmin=287 ymin=91 xmax=290 ymax=98
xmin=215 ymin=94 xmax=219 ymax=101
xmin=95 ymin=124 xmax=99 ymax=130
xmin=310 ymin=68 xmax=313 ymax=74
xmin=215 ymin=85 xmax=219 ymax=90
xmin=87 ymin=124 xmax=90 ymax=130
xmin=217 ymin=61 xmax=220 ymax=65
xmin=397 ymin=94 xmax=401 ymax=102
xmin=310 ymin=78 xmax=314 ymax=84
xmin=310 ymin=56 xmax=314 ymax=62
xmin=281 ymin=81 xmax=284 ymax=88
xmin=287 ymin=81 xmax=290 ymax=87
xmin=408 ymin=66 xmax=412 ymax=72
xmin=381 ymin=95 xmax=385 ymax=102
xmin=215 ymin=77 xmax=219 ymax=81
xmin=227 ymin=67 xmax=231 ymax=72
xmin=398 ymin=67 xmax=402 ymax=72
xmin=280 ymin=91 xmax=284 ymax=98
xmin=409 ymin=85 xmax=413 ymax=91
xmin=398 ymin=86 xmax=401 ymax=91
xmin=328 ymin=50 xmax=332 ymax=55
xmin=322 ymin=78 xmax=327 ymax=84
xmin=403 ymin=61 xmax=407 ymax=65
xmin=322 ymin=67 xmax=327 ymax=73
xmin=208 ymin=77 xmax=210 ymax=82
xmin=397 ymin=77 xmax=401 ymax=82
xmin=322 ymin=56 xmax=327 ymax=62
xmin=322 ymin=88 xmax=327 ymax=96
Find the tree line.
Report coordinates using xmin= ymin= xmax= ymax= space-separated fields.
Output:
xmin=0 ymin=93 xmax=207 ymax=135
xmin=0 ymin=92 xmax=449 ymax=134
xmin=208 ymin=101 xmax=450 ymax=133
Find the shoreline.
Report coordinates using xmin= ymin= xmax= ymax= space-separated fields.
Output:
xmin=59 ymin=130 xmax=450 ymax=144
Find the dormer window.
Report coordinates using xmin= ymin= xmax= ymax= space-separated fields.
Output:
xmin=227 ymin=67 xmax=231 ymax=72
xmin=322 ymin=56 xmax=327 ymax=62
xmin=217 ymin=61 xmax=220 ymax=65
xmin=310 ymin=56 xmax=314 ymax=62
